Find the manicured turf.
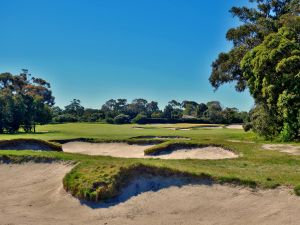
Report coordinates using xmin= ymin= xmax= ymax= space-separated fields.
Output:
xmin=0 ymin=123 xmax=299 ymax=201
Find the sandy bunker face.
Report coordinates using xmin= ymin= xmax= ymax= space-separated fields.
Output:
xmin=1 ymin=163 xmax=300 ymax=225
xmin=262 ymin=144 xmax=300 ymax=155
xmin=0 ymin=141 xmax=54 ymax=151
xmin=62 ymin=142 xmax=238 ymax=159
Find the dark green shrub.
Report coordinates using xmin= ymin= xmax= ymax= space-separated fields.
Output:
xmin=114 ymin=114 xmax=130 ymax=124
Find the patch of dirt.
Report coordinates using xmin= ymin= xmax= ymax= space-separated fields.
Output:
xmin=1 ymin=163 xmax=300 ymax=225
xmin=62 ymin=142 xmax=238 ymax=159
xmin=262 ymin=144 xmax=300 ymax=155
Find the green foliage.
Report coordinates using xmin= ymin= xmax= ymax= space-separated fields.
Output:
xmin=131 ymin=113 xmax=148 ymax=124
xmin=295 ymin=185 xmax=300 ymax=196
xmin=210 ymin=0 xmax=299 ymax=91
xmin=114 ymin=114 xmax=130 ymax=124
xmin=0 ymin=70 xmax=54 ymax=133
xmin=241 ymin=26 xmax=300 ymax=140
xmin=209 ymin=0 xmax=299 ymax=140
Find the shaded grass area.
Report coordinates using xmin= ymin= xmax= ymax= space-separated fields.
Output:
xmin=0 ymin=123 xmax=300 ymax=201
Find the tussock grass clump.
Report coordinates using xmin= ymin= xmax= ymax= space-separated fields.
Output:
xmin=294 ymin=185 xmax=300 ymax=196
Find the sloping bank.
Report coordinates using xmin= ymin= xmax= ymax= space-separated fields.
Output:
xmin=0 ymin=139 xmax=62 ymax=151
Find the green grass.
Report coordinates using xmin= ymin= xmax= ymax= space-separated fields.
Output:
xmin=0 ymin=123 xmax=300 ymax=201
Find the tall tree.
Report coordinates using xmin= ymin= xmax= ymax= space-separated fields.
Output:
xmin=209 ymin=0 xmax=299 ymax=91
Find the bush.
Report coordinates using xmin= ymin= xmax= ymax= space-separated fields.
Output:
xmin=131 ymin=114 xmax=148 ymax=124
xmin=243 ymin=122 xmax=252 ymax=132
xmin=114 ymin=114 xmax=130 ymax=124
xmin=53 ymin=114 xmax=78 ymax=123
xmin=105 ymin=117 xmax=114 ymax=124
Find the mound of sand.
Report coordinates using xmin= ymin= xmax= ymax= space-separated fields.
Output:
xmin=62 ymin=142 xmax=237 ymax=159
xmin=262 ymin=144 xmax=300 ymax=155
xmin=1 ymin=163 xmax=300 ymax=225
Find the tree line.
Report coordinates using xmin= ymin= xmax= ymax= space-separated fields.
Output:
xmin=52 ymin=98 xmax=248 ymax=125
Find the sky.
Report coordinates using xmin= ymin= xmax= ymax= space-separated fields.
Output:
xmin=0 ymin=0 xmax=254 ymax=111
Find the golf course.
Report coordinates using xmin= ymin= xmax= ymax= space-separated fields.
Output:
xmin=1 ymin=0 xmax=299 ymax=224
xmin=0 ymin=123 xmax=300 ymax=224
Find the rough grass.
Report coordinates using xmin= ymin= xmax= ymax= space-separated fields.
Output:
xmin=0 ymin=123 xmax=300 ymax=201
xmin=295 ymin=185 xmax=300 ymax=196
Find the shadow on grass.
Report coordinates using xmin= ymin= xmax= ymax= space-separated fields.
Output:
xmin=79 ymin=175 xmax=212 ymax=209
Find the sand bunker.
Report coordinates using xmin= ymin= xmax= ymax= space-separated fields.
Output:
xmin=227 ymin=139 xmax=255 ymax=144
xmin=62 ymin=142 xmax=237 ymax=159
xmin=1 ymin=163 xmax=300 ymax=225
xmin=132 ymin=136 xmax=191 ymax=140
xmin=0 ymin=140 xmax=60 ymax=151
xmin=226 ymin=124 xmax=243 ymax=129
xmin=262 ymin=144 xmax=300 ymax=155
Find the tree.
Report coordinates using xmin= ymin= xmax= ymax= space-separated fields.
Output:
xmin=209 ymin=0 xmax=299 ymax=91
xmin=241 ymin=25 xmax=300 ymax=140
xmin=196 ymin=103 xmax=208 ymax=118
xmin=0 ymin=70 xmax=54 ymax=133
xmin=65 ymin=99 xmax=84 ymax=117
xmin=182 ymin=101 xmax=198 ymax=117
xmin=146 ymin=101 xmax=159 ymax=117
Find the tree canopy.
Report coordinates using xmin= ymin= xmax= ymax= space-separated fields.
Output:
xmin=0 ymin=70 xmax=54 ymax=133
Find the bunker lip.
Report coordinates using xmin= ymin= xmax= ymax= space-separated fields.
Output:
xmin=62 ymin=141 xmax=238 ymax=160
xmin=0 ymin=139 xmax=62 ymax=151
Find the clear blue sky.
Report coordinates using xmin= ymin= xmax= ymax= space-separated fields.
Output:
xmin=0 ymin=0 xmax=254 ymax=111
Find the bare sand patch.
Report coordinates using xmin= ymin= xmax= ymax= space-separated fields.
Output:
xmin=132 ymin=136 xmax=191 ymax=140
xmin=62 ymin=142 xmax=237 ymax=159
xmin=1 ymin=163 xmax=300 ymax=225
xmin=226 ymin=124 xmax=244 ymax=129
xmin=262 ymin=144 xmax=300 ymax=155
xmin=63 ymin=142 xmax=155 ymax=158
xmin=227 ymin=139 xmax=255 ymax=144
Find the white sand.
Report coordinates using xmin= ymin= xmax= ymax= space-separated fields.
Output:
xmin=62 ymin=142 xmax=238 ymax=159
xmin=262 ymin=144 xmax=300 ymax=155
xmin=226 ymin=124 xmax=243 ymax=129
xmin=227 ymin=139 xmax=255 ymax=144
xmin=1 ymin=163 xmax=300 ymax=225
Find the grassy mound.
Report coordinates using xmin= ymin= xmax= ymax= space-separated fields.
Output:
xmin=0 ymin=139 xmax=62 ymax=151
xmin=63 ymin=162 xmax=257 ymax=202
